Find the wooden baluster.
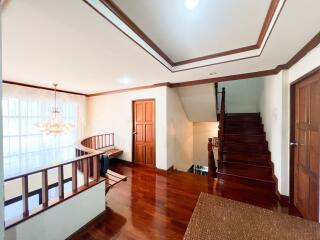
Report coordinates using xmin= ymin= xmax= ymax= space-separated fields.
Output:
xmin=208 ymin=138 xmax=217 ymax=178
xmin=72 ymin=161 xmax=78 ymax=192
xmin=83 ymin=158 xmax=89 ymax=186
xmin=42 ymin=170 xmax=49 ymax=207
xmin=22 ymin=175 xmax=29 ymax=216
xmin=93 ymin=156 xmax=100 ymax=182
xmin=112 ymin=133 xmax=114 ymax=146
xmin=58 ymin=166 xmax=64 ymax=199
xmin=88 ymin=157 xmax=92 ymax=177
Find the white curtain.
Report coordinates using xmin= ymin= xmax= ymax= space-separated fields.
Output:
xmin=2 ymin=83 xmax=87 ymax=178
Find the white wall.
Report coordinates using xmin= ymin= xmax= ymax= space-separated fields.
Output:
xmin=86 ymin=87 xmax=169 ymax=170
xmin=167 ymin=88 xmax=193 ymax=171
xmin=219 ymin=78 xmax=260 ymax=113
xmin=193 ymin=122 xmax=219 ymax=167
xmin=176 ymin=83 xmax=217 ymax=122
xmin=5 ymin=181 xmax=105 ymax=240
xmin=258 ymin=44 xmax=320 ymax=195
xmin=257 ymin=73 xmax=284 ymax=192
xmin=0 ymin=8 xmax=5 ymax=240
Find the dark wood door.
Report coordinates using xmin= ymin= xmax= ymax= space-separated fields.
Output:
xmin=294 ymin=71 xmax=320 ymax=221
xmin=133 ymin=100 xmax=155 ymax=167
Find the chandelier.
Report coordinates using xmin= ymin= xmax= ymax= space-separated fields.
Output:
xmin=35 ymin=83 xmax=74 ymax=135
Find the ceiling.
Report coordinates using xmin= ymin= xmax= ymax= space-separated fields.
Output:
xmin=177 ymin=83 xmax=217 ymax=122
xmin=111 ymin=0 xmax=271 ymax=64
xmin=2 ymin=0 xmax=320 ymax=94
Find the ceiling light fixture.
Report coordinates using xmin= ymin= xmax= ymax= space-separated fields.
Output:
xmin=35 ymin=83 xmax=74 ymax=135
xmin=185 ymin=0 xmax=199 ymax=10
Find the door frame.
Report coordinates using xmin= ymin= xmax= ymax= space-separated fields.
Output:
xmin=132 ymin=99 xmax=156 ymax=167
xmin=289 ymin=66 xmax=320 ymax=205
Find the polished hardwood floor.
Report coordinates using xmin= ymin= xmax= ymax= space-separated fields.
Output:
xmin=70 ymin=162 xmax=301 ymax=240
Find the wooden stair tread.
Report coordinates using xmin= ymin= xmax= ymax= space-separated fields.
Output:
xmin=217 ymin=165 xmax=274 ymax=183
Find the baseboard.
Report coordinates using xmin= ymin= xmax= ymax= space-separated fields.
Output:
xmin=66 ymin=210 xmax=106 ymax=239
xmin=111 ymin=158 xmax=133 ymax=165
xmin=156 ymin=165 xmax=174 ymax=173
xmin=276 ymin=191 xmax=290 ymax=205
xmin=268 ymin=160 xmax=290 ymax=205
xmin=167 ymin=165 xmax=174 ymax=173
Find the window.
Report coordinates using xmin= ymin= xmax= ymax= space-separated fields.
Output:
xmin=2 ymin=84 xmax=86 ymax=178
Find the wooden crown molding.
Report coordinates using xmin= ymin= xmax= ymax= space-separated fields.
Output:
xmin=87 ymin=31 xmax=320 ymax=95
xmin=88 ymin=0 xmax=281 ymax=69
xmin=2 ymin=81 xmax=87 ymax=96
xmin=5 ymin=31 xmax=319 ymax=97
xmin=88 ymin=82 xmax=171 ymax=97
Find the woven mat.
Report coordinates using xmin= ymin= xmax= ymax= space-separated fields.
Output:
xmin=184 ymin=193 xmax=320 ymax=240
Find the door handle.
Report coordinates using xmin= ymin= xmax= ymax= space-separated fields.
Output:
xmin=290 ymin=142 xmax=298 ymax=147
xmin=132 ymin=132 xmax=137 ymax=135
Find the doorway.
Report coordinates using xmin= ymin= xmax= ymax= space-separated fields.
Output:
xmin=290 ymin=67 xmax=320 ymax=221
xmin=132 ymin=99 xmax=155 ymax=167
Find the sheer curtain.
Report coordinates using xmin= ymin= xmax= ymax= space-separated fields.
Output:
xmin=2 ymin=83 xmax=87 ymax=178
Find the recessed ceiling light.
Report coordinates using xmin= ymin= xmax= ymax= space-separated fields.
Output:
xmin=185 ymin=0 xmax=199 ymax=10
xmin=119 ymin=77 xmax=133 ymax=85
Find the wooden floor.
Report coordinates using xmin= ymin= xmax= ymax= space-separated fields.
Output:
xmin=70 ymin=162 xmax=301 ymax=240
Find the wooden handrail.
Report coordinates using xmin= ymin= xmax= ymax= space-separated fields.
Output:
xmin=4 ymin=133 xmax=115 ymax=229
xmin=208 ymin=138 xmax=217 ymax=178
xmin=214 ymin=82 xmax=218 ymax=117
xmin=218 ymin=87 xmax=226 ymax=169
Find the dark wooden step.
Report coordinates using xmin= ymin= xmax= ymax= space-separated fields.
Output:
xmin=226 ymin=113 xmax=261 ymax=117
xmin=225 ymin=129 xmax=265 ymax=135
xmin=224 ymin=134 xmax=267 ymax=144
xmin=223 ymin=151 xmax=270 ymax=163
xmin=217 ymin=165 xmax=275 ymax=190
xmin=224 ymin=143 xmax=269 ymax=153
xmin=223 ymin=161 xmax=272 ymax=169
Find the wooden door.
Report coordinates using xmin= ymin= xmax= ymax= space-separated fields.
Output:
xmin=293 ymin=70 xmax=320 ymax=221
xmin=133 ymin=100 xmax=155 ymax=167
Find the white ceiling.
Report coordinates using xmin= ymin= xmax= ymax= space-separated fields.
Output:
xmin=112 ymin=0 xmax=270 ymax=62
xmin=2 ymin=0 xmax=320 ymax=94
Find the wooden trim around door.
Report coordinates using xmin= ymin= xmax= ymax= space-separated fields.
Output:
xmin=289 ymin=65 xmax=320 ymax=204
xmin=132 ymin=99 xmax=156 ymax=167
xmin=289 ymin=65 xmax=320 ymax=207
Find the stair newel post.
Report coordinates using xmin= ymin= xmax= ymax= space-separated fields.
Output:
xmin=208 ymin=138 xmax=217 ymax=178
xmin=218 ymin=87 xmax=226 ymax=170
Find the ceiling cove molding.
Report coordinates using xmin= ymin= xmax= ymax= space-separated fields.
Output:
xmin=6 ymin=32 xmax=318 ymax=97
xmin=2 ymin=81 xmax=87 ymax=96
xmin=86 ymin=31 xmax=320 ymax=96
xmin=84 ymin=0 xmax=285 ymax=72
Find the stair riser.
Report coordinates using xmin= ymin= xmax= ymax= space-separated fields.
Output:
xmin=224 ymin=145 xmax=268 ymax=153
xmin=224 ymin=135 xmax=266 ymax=144
xmin=223 ymin=162 xmax=272 ymax=174
xmin=223 ymin=160 xmax=270 ymax=167
xmin=226 ymin=120 xmax=262 ymax=124
xmin=225 ymin=129 xmax=265 ymax=134
xmin=217 ymin=172 xmax=276 ymax=190
xmin=223 ymin=152 xmax=270 ymax=162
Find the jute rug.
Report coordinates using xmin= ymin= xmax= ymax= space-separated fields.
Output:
xmin=184 ymin=193 xmax=320 ymax=240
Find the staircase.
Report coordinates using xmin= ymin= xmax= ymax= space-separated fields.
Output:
xmin=217 ymin=113 xmax=276 ymax=191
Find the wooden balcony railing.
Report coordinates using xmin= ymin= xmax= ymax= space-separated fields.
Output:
xmin=4 ymin=133 xmax=115 ymax=229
